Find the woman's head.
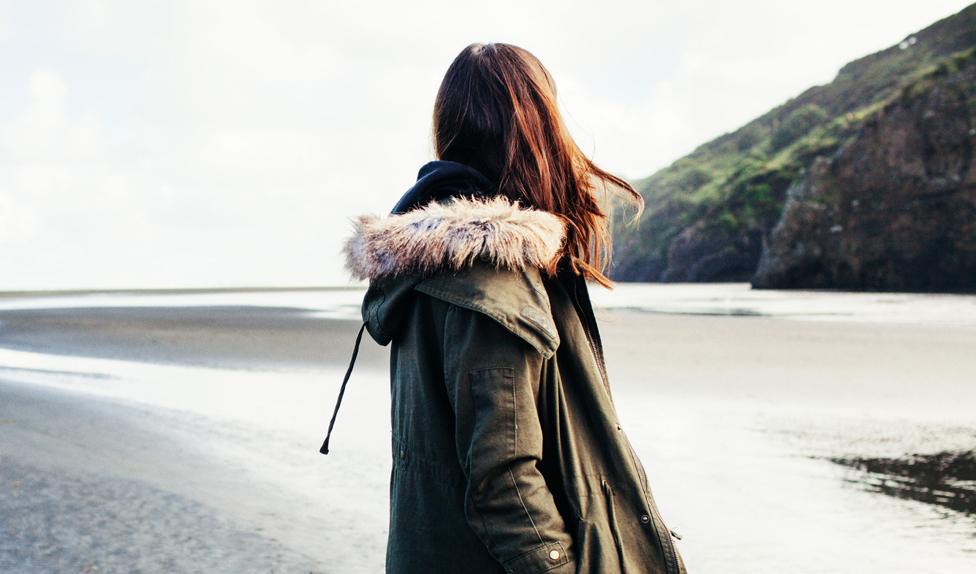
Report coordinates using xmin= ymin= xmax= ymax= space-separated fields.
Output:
xmin=432 ymin=42 xmax=643 ymax=288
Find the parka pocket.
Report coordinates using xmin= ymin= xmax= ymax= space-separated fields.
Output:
xmin=574 ymin=516 xmax=623 ymax=573
xmin=574 ymin=518 xmax=589 ymax=572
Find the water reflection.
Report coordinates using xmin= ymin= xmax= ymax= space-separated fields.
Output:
xmin=830 ymin=450 xmax=976 ymax=517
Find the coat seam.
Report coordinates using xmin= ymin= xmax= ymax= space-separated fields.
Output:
xmin=501 ymin=540 xmax=551 ymax=567
xmin=511 ymin=366 xmax=517 ymax=459
xmin=442 ymin=303 xmax=452 ymax=401
xmin=507 ymin=464 xmax=545 ymax=546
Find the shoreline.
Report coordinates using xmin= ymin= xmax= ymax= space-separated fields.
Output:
xmin=0 ymin=285 xmax=366 ymax=300
xmin=3 ymin=281 xmax=975 ymax=299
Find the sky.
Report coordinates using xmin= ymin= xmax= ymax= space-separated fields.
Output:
xmin=0 ymin=0 xmax=972 ymax=290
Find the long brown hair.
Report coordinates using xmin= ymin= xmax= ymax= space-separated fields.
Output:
xmin=431 ymin=42 xmax=643 ymax=288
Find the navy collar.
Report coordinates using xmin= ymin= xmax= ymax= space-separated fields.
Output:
xmin=390 ymin=160 xmax=496 ymax=215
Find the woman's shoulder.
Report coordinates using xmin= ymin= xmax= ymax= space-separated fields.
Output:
xmin=415 ymin=261 xmax=560 ymax=359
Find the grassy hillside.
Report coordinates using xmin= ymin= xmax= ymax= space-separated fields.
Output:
xmin=610 ymin=3 xmax=976 ymax=282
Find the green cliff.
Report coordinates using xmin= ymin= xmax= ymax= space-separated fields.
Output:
xmin=611 ymin=4 xmax=976 ymax=292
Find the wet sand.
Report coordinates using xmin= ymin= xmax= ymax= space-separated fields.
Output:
xmin=0 ymin=383 xmax=322 ymax=573
xmin=1 ymin=292 xmax=975 ymax=572
xmin=0 ymin=305 xmax=387 ymax=370
xmin=830 ymin=451 xmax=976 ymax=515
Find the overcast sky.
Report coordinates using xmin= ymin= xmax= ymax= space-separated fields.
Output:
xmin=1 ymin=0 xmax=971 ymax=290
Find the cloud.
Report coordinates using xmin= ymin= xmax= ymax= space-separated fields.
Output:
xmin=0 ymin=0 xmax=971 ymax=289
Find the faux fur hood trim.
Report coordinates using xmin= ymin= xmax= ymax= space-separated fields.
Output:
xmin=343 ymin=195 xmax=568 ymax=280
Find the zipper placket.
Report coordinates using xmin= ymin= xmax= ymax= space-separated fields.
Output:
xmin=572 ymin=275 xmax=681 ymax=574
xmin=580 ymin=304 xmax=614 ymax=402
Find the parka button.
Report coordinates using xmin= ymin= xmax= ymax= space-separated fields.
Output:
xmin=616 ymin=423 xmax=622 ymax=430
xmin=548 ymin=549 xmax=560 ymax=560
xmin=640 ymin=514 xmax=650 ymax=524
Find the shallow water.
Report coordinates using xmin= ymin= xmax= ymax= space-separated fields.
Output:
xmin=1 ymin=284 xmax=975 ymax=572
xmin=589 ymin=282 xmax=976 ymax=326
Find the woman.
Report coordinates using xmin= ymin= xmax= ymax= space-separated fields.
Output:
xmin=321 ymin=42 xmax=687 ymax=573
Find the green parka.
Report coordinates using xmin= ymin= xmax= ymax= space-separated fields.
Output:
xmin=325 ymin=190 xmax=687 ymax=574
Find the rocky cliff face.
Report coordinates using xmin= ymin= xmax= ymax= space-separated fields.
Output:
xmin=753 ymin=55 xmax=976 ymax=291
xmin=610 ymin=4 xmax=976 ymax=292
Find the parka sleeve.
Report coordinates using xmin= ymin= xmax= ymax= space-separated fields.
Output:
xmin=441 ymin=303 xmax=576 ymax=574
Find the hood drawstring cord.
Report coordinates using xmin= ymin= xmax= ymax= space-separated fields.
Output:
xmin=319 ymin=320 xmax=367 ymax=455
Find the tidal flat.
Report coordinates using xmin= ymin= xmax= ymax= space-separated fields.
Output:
xmin=1 ymin=284 xmax=974 ymax=573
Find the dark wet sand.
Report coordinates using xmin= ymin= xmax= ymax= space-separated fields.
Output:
xmin=830 ymin=450 xmax=976 ymax=515
xmin=0 ymin=306 xmax=388 ymax=371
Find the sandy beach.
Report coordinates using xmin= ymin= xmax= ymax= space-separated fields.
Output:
xmin=1 ymin=286 xmax=975 ymax=573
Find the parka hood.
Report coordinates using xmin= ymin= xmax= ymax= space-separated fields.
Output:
xmin=320 ymin=160 xmax=567 ymax=455
xmin=342 ymin=160 xmax=567 ymax=349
